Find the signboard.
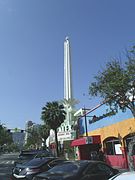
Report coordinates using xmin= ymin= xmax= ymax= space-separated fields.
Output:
xmin=49 ymin=130 xmax=75 ymax=144
xmin=115 ymin=144 xmax=122 ymax=154
xmin=57 ymin=131 xmax=75 ymax=141
xmin=86 ymin=136 xmax=93 ymax=144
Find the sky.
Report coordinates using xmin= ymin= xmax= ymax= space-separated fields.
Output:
xmin=0 ymin=0 xmax=135 ymax=130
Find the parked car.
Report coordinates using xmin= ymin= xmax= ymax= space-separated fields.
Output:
xmin=11 ymin=157 xmax=66 ymax=180
xmin=34 ymin=149 xmax=53 ymax=158
xmin=14 ymin=150 xmax=38 ymax=165
xmin=14 ymin=149 xmax=54 ymax=165
xmin=33 ymin=160 xmax=119 ymax=180
xmin=109 ymin=171 xmax=135 ymax=180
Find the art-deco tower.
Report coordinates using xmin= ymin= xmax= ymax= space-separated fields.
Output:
xmin=57 ymin=37 xmax=75 ymax=142
xmin=64 ymin=37 xmax=72 ymax=100
xmin=63 ymin=36 xmax=74 ymax=129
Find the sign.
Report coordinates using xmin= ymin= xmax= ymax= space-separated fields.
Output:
xmin=86 ymin=136 xmax=93 ymax=144
xmin=115 ymin=144 xmax=122 ymax=154
xmin=57 ymin=131 xmax=75 ymax=141
xmin=49 ymin=130 xmax=75 ymax=144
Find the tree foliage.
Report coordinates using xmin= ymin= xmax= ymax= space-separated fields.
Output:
xmin=25 ymin=124 xmax=50 ymax=149
xmin=41 ymin=101 xmax=66 ymax=156
xmin=0 ymin=125 xmax=13 ymax=146
xmin=39 ymin=124 xmax=50 ymax=146
xmin=89 ymin=46 xmax=135 ymax=117
xmin=26 ymin=127 xmax=41 ymax=149
xmin=41 ymin=101 xmax=66 ymax=130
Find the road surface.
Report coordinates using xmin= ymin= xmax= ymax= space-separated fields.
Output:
xmin=0 ymin=153 xmax=19 ymax=180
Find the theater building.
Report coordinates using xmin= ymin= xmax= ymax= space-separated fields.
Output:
xmin=71 ymin=104 xmax=135 ymax=169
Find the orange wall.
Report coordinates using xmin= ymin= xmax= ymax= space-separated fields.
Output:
xmin=87 ymin=118 xmax=135 ymax=143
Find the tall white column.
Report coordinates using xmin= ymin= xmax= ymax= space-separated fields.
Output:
xmin=64 ymin=37 xmax=72 ymax=100
xmin=64 ymin=37 xmax=73 ymax=127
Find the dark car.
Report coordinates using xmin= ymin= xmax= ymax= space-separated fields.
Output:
xmin=34 ymin=149 xmax=54 ymax=158
xmin=14 ymin=149 xmax=54 ymax=165
xmin=11 ymin=157 xmax=66 ymax=180
xmin=14 ymin=150 xmax=38 ymax=165
xmin=33 ymin=160 xmax=119 ymax=180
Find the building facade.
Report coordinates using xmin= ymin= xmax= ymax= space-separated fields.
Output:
xmin=72 ymin=103 xmax=135 ymax=169
xmin=24 ymin=120 xmax=34 ymax=145
xmin=12 ymin=131 xmax=25 ymax=150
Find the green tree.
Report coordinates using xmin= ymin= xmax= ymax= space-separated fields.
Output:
xmin=25 ymin=124 xmax=50 ymax=150
xmin=26 ymin=128 xmax=41 ymax=149
xmin=41 ymin=101 xmax=66 ymax=156
xmin=89 ymin=46 xmax=135 ymax=170
xmin=89 ymin=50 xmax=135 ymax=117
xmin=7 ymin=143 xmax=20 ymax=152
xmin=0 ymin=125 xmax=13 ymax=147
xmin=39 ymin=124 xmax=50 ymax=148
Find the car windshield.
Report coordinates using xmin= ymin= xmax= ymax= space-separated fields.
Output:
xmin=19 ymin=153 xmax=36 ymax=159
xmin=35 ymin=152 xmax=52 ymax=158
xmin=24 ymin=158 xmax=51 ymax=166
xmin=47 ymin=162 xmax=81 ymax=174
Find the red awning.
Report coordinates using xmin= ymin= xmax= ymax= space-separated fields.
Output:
xmin=71 ymin=135 xmax=101 ymax=147
xmin=71 ymin=137 xmax=87 ymax=147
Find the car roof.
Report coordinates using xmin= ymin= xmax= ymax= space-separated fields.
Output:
xmin=26 ymin=156 xmax=56 ymax=163
xmin=20 ymin=149 xmax=51 ymax=153
xmin=17 ymin=157 xmax=57 ymax=167
xmin=68 ymin=160 xmax=109 ymax=165
xmin=19 ymin=149 xmax=53 ymax=156
xmin=37 ymin=159 xmax=101 ymax=168
xmin=35 ymin=160 xmax=114 ymax=178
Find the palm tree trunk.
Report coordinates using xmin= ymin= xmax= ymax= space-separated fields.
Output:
xmin=54 ymin=129 xmax=59 ymax=157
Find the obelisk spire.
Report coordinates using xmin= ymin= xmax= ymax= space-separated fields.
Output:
xmin=64 ymin=37 xmax=72 ymax=100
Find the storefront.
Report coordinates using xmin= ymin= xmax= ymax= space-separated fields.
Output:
xmin=71 ymin=135 xmax=101 ymax=160
xmin=73 ymin=105 xmax=135 ymax=169
xmin=86 ymin=118 xmax=135 ymax=169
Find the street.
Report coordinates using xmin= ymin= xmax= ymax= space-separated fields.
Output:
xmin=0 ymin=153 xmax=19 ymax=180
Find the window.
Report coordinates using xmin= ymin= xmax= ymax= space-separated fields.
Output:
xmin=105 ymin=138 xmax=120 ymax=155
xmin=82 ymin=164 xmax=95 ymax=175
xmin=97 ymin=163 xmax=113 ymax=177
xmin=48 ymin=159 xmax=65 ymax=168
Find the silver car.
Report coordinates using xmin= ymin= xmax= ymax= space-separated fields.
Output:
xmin=109 ymin=171 xmax=135 ymax=180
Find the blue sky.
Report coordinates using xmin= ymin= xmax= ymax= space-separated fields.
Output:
xmin=0 ymin=0 xmax=135 ymax=130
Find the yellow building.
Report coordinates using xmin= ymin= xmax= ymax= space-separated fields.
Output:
xmin=72 ymin=104 xmax=135 ymax=169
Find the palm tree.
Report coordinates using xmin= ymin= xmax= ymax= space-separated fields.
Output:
xmin=41 ymin=101 xmax=66 ymax=156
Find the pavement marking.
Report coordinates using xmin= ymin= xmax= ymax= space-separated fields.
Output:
xmin=0 ymin=160 xmax=14 ymax=164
